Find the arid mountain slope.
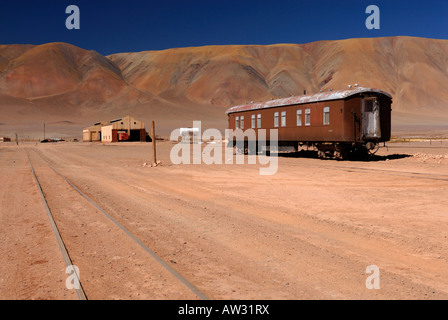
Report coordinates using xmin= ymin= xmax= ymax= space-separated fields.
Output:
xmin=0 ymin=43 xmax=126 ymax=104
xmin=1 ymin=37 xmax=448 ymax=138
xmin=0 ymin=42 xmax=223 ymax=137
xmin=109 ymin=36 xmax=448 ymax=120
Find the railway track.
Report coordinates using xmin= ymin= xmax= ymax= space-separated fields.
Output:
xmin=25 ymin=150 xmax=87 ymax=300
xmin=25 ymin=147 xmax=209 ymax=300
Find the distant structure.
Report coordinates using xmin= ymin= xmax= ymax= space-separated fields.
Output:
xmin=179 ymin=127 xmax=200 ymax=144
xmin=83 ymin=116 xmax=147 ymax=142
xmin=0 ymin=137 xmax=11 ymax=142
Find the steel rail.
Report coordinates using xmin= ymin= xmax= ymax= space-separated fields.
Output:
xmin=29 ymin=148 xmax=209 ymax=300
xmin=25 ymin=150 xmax=88 ymax=301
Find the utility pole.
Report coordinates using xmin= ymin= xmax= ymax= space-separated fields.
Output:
xmin=151 ymin=120 xmax=157 ymax=165
xmin=44 ymin=123 xmax=46 ymax=140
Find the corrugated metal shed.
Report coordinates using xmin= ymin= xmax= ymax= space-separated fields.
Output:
xmin=225 ymin=87 xmax=392 ymax=114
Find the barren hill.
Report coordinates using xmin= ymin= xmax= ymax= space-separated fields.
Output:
xmin=1 ymin=37 xmax=448 ymax=138
xmin=108 ymin=36 xmax=448 ymax=125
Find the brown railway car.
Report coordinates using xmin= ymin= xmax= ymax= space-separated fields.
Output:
xmin=225 ymin=87 xmax=392 ymax=159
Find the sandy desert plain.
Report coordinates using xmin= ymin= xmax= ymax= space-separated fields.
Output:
xmin=0 ymin=134 xmax=448 ymax=300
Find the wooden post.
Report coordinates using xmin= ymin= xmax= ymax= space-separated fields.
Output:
xmin=151 ymin=120 xmax=157 ymax=165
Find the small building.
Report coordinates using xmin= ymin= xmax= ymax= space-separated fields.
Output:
xmin=83 ymin=122 xmax=106 ymax=142
xmin=83 ymin=116 xmax=147 ymax=142
xmin=0 ymin=137 xmax=12 ymax=142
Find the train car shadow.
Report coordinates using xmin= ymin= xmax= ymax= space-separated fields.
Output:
xmin=276 ymin=150 xmax=319 ymax=159
xmin=276 ymin=150 xmax=412 ymax=162
xmin=348 ymin=153 xmax=413 ymax=162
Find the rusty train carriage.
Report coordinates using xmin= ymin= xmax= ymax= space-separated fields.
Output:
xmin=225 ymin=87 xmax=392 ymax=159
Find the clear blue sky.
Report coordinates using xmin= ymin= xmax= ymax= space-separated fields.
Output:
xmin=1 ymin=0 xmax=447 ymax=55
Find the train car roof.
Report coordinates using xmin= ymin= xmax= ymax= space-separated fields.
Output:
xmin=225 ymin=87 xmax=392 ymax=114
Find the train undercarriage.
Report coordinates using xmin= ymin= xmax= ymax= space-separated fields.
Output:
xmin=232 ymin=140 xmax=381 ymax=160
xmin=312 ymin=141 xmax=380 ymax=160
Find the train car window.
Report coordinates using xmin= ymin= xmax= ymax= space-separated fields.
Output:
xmin=274 ymin=112 xmax=279 ymax=127
xmin=281 ymin=111 xmax=286 ymax=127
xmin=240 ymin=116 xmax=244 ymax=129
xmin=257 ymin=114 xmax=261 ymax=128
xmin=305 ymin=109 xmax=311 ymax=126
xmin=297 ymin=110 xmax=302 ymax=126
xmin=364 ymin=99 xmax=374 ymax=112
xmin=236 ymin=116 xmax=239 ymax=129
xmin=251 ymin=115 xmax=256 ymax=129
xmin=323 ymin=106 xmax=330 ymax=125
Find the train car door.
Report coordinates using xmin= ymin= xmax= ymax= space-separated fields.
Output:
xmin=362 ymin=97 xmax=381 ymax=139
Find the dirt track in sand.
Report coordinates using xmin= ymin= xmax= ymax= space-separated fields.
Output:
xmin=1 ymin=141 xmax=447 ymax=300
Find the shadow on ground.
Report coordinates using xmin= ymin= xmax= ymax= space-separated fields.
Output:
xmin=276 ymin=150 xmax=413 ymax=162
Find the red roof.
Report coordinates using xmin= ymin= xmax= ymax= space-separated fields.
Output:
xmin=225 ymin=87 xmax=392 ymax=114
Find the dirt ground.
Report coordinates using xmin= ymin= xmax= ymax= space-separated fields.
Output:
xmin=1 ymin=139 xmax=447 ymax=300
